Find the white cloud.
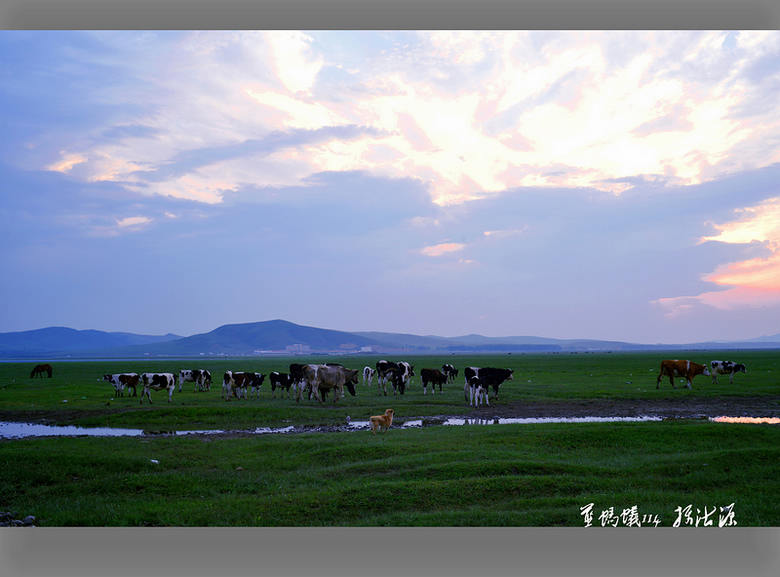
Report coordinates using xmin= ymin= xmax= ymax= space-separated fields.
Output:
xmin=116 ymin=216 xmax=152 ymax=228
xmin=34 ymin=31 xmax=780 ymax=208
xmin=265 ymin=31 xmax=324 ymax=94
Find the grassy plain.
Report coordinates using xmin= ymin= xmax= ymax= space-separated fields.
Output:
xmin=2 ymin=420 xmax=779 ymax=526
xmin=1 ymin=350 xmax=778 ymax=429
xmin=1 ymin=351 xmax=778 ymax=526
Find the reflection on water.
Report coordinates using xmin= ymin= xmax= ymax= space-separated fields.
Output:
xmin=0 ymin=421 xmax=145 ymax=439
xmin=252 ymin=426 xmax=295 ymax=434
xmin=346 ymin=415 xmax=663 ymax=429
xmin=441 ymin=416 xmax=663 ymax=426
xmin=711 ymin=416 xmax=780 ymax=425
xmin=2 ymin=414 xmax=777 ymax=439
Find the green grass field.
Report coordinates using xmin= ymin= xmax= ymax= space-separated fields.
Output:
xmin=2 ymin=420 xmax=778 ymax=526
xmin=1 ymin=351 xmax=779 ymax=526
xmin=1 ymin=351 xmax=778 ymax=429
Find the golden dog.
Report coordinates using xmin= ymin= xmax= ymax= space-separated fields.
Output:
xmin=369 ymin=408 xmax=394 ymax=434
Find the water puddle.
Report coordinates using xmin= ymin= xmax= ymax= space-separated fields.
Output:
xmin=710 ymin=416 xmax=780 ymax=425
xmin=349 ymin=416 xmax=664 ymax=429
xmin=0 ymin=422 xmax=146 ymax=439
xmin=1 ymin=414 xmax=776 ymax=440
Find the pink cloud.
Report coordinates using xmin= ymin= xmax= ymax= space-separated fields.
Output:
xmin=420 ymin=242 xmax=465 ymax=257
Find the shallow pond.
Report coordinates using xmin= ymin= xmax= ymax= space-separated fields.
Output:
xmin=1 ymin=414 xmax=777 ymax=439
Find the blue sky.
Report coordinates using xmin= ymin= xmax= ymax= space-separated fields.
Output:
xmin=1 ymin=30 xmax=779 ymax=343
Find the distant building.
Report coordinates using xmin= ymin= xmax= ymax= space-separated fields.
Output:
xmin=285 ymin=343 xmax=311 ymax=354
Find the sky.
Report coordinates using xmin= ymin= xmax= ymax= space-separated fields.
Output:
xmin=1 ymin=30 xmax=779 ymax=344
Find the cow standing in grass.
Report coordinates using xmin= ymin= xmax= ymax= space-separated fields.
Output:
xmin=421 ymin=368 xmax=447 ymax=395
xmin=463 ymin=367 xmax=513 ymax=406
xmin=304 ymin=364 xmax=359 ymax=403
xmin=139 ymin=373 xmax=176 ymax=404
xmin=362 ymin=366 xmax=376 ymax=387
xmin=466 ymin=375 xmax=489 ymax=407
xmin=376 ymin=360 xmax=414 ymax=396
xmin=269 ymin=372 xmax=293 ymax=399
xmin=442 ymin=364 xmax=458 ymax=384
xmin=223 ymin=371 xmax=251 ymax=400
xmin=178 ymin=369 xmax=212 ymax=392
xmin=656 ymin=360 xmax=710 ymax=389
xmin=289 ymin=364 xmax=307 ymax=399
xmin=710 ymin=361 xmax=747 ymax=385
xmin=103 ymin=373 xmax=139 ymax=397
xmin=246 ymin=372 xmax=265 ymax=399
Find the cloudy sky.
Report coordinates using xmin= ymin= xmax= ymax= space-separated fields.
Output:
xmin=1 ymin=30 xmax=779 ymax=343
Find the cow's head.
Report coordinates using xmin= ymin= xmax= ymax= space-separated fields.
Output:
xmin=345 ymin=370 xmax=359 ymax=396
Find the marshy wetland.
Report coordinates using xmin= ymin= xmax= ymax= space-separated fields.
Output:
xmin=1 ymin=351 xmax=778 ymax=526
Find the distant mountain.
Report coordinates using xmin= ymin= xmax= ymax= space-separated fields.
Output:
xmin=128 ymin=320 xmax=381 ymax=356
xmin=1 ymin=320 xmax=778 ymax=359
xmin=746 ymin=333 xmax=780 ymax=343
xmin=0 ymin=326 xmax=181 ymax=358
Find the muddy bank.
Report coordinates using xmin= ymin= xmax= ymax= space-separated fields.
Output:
xmin=466 ymin=395 xmax=780 ymax=420
xmin=2 ymin=396 xmax=779 ymax=440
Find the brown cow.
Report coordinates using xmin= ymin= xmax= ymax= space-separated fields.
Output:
xmin=656 ymin=360 xmax=710 ymax=389
xmin=303 ymin=364 xmax=359 ymax=403
xmin=103 ymin=373 xmax=139 ymax=397
xmin=222 ymin=371 xmax=250 ymax=400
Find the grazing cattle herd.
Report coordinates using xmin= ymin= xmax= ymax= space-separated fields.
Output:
xmin=53 ymin=357 xmax=754 ymax=412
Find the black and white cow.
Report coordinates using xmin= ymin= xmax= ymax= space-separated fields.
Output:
xmin=421 ymin=368 xmax=447 ymax=395
xmin=103 ymin=373 xmax=139 ymax=397
xmin=466 ymin=375 xmax=489 ymax=407
xmin=362 ymin=366 xmax=376 ymax=387
xmin=398 ymin=362 xmax=415 ymax=387
xmin=289 ymin=363 xmax=307 ymax=398
xmin=385 ymin=367 xmax=407 ymax=396
xmin=710 ymin=360 xmax=747 ymax=385
xmin=463 ymin=367 xmax=513 ymax=406
xmin=442 ymin=364 xmax=459 ymax=384
xmin=246 ymin=372 xmax=265 ymax=399
xmin=222 ymin=371 xmax=250 ymax=400
xmin=376 ymin=360 xmax=414 ymax=395
xmin=139 ymin=372 xmax=176 ymax=404
xmin=269 ymin=371 xmax=293 ymax=399
xmin=178 ymin=369 xmax=212 ymax=392
xmin=376 ymin=360 xmax=392 ymax=392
